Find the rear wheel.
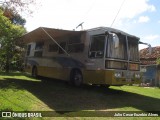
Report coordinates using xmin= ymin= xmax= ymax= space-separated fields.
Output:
xmin=100 ymin=84 xmax=110 ymax=88
xmin=32 ymin=66 xmax=38 ymax=78
xmin=71 ymin=70 xmax=83 ymax=87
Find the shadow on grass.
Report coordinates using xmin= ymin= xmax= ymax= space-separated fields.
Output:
xmin=0 ymin=76 xmax=160 ymax=115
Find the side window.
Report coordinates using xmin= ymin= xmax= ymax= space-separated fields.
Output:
xmin=34 ymin=42 xmax=44 ymax=57
xmin=58 ymin=42 xmax=66 ymax=54
xmin=68 ymin=43 xmax=84 ymax=53
xmin=67 ymin=35 xmax=84 ymax=53
xmin=48 ymin=44 xmax=58 ymax=52
xmin=35 ymin=42 xmax=44 ymax=50
xmin=68 ymin=36 xmax=81 ymax=44
xmin=89 ymin=35 xmax=105 ymax=58
xmin=26 ymin=44 xmax=31 ymax=56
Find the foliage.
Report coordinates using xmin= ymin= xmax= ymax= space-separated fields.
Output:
xmin=0 ymin=9 xmax=26 ymax=72
xmin=0 ymin=0 xmax=36 ymax=15
xmin=0 ymin=0 xmax=37 ymax=72
xmin=0 ymin=6 xmax=26 ymax=25
xmin=156 ymin=57 xmax=160 ymax=65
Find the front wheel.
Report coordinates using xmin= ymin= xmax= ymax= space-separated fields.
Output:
xmin=71 ymin=70 xmax=83 ymax=87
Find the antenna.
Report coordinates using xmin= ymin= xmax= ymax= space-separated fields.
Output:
xmin=73 ymin=0 xmax=95 ymax=30
xmin=76 ymin=22 xmax=84 ymax=30
xmin=110 ymin=0 xmax=125 ymax=27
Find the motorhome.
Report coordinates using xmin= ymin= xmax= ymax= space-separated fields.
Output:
xmin=23 ymin=27 xmax=142 ymax=87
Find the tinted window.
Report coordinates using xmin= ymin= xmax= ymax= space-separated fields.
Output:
xmin=90 ymin=35 xmax=105 ymax=51
xmin=48 ymin=44 xmax=58 ymax=52
xmin=89 ymin=35 xmax=105 ymax=58
xmin=68 ymin=43 xmax=84 ymax=53
xmin=34 ymin=51 xmax=43 ymax=57
xmin=59 ymin=42 xmax=66 ymax=54
xmin=35 ymin=42 xmax=44 ymax=50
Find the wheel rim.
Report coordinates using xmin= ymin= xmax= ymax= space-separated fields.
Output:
xmin=74 ymin=71 xmax=82 ymax=86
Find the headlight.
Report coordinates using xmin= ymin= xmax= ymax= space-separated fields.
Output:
xmin=114 ymin=72 xmax=122 ymax=78
xmin=135 ymin=73 xmax=140 ymax=78
xmin=114 ymin=73 xmax=118 ymax=77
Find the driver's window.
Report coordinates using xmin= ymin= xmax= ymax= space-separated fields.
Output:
xmin=89 ymin=35 xmax=105 ymax=58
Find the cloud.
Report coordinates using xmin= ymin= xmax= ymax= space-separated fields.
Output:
xmin=118 ymin=0 xmax=156 ymax=19
xmin=148 ymin=4 xmax=156 ymax=12
xmin=25 ymin=0 xmax=156 ymax=31
xmin=138 ymin=16 xmax=150 ymax=23
xmin=144 ymin=35 xmax=160 ymax=41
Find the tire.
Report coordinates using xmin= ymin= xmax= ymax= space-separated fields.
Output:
xmin=32 ymin=66 xmax=38 ymax=78
xmin=71 ymin=70 xmax=83 ymax=87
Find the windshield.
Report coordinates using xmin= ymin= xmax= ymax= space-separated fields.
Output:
xmin=128 ymin=36 xmax=139 ymax=61
xmin=105 ymin=33 xmax=140 ymax=70
xmin=106 ymin=33 xmax=127 ymax=60
xmin=106 ymin=33 xmax=139 ymax=61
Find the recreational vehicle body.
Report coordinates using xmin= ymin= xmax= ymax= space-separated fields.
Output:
xmin=23 ymin=27 xmax=141 ymax=86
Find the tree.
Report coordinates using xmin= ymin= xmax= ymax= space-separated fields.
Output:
xmin=0 ymin=9 xmax=26 ymax=72
xmin=0 ymin=0 xmax=37 ymax=72
xmin=0 ymin=0 xmax=36 ymax=15
xmin=157 ymin=57 xmax=160 ymax=65
xmin=0 ymin=0 xmax=38 ymax=72
xmin=0 ymin=6 xmax=26 ymax=25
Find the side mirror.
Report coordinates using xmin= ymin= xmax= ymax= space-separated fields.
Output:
xmin=139 ymin=41 xmax=152 ymax=54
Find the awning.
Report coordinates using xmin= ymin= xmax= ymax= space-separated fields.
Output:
xmin=22 ymin=27 xmax=85 ymax=44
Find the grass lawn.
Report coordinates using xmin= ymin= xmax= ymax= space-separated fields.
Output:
xmin=0 ymin=72 xmax=160 ymax=120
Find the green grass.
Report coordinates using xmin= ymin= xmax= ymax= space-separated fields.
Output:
xmin=0 ymin=73 xmax=49 ymax=112
xmin=0 ymin=72 xmax=160 ymax=120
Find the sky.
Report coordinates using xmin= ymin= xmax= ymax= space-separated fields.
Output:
xmin=24 ymin=0 xmax=160 ymax=49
